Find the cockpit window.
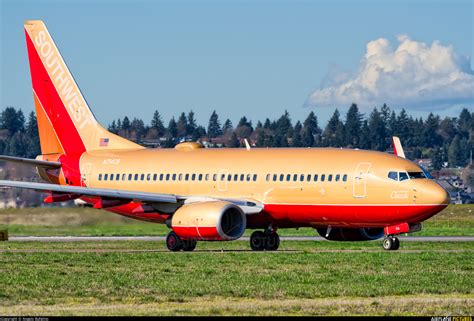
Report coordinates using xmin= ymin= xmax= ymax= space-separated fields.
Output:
xmin=408 ymin=172 xmax=426 ymax=179
xmin=388 ymin=171 xmax=398 ymax=181
xmin=399 ymin=172 xmax=409 ymax=181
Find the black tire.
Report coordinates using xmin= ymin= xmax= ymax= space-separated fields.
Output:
xmin=250 ymin=231 xmax=265 ymax=251
xmin=391 ymin=237 xmax=400 ymax=250
xmin=382 ymin=237 xmax=393 ymax=251
xmin=264 ymin=233 xmax=280 ymax=251
xmin=166 ymin=231 xmax=183 ymax=252
xmin=182 ymin=239 xmax=197 ymax=252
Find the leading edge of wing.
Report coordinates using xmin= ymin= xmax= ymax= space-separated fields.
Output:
xmin=0 ymin=180 xmax=177 ymax=204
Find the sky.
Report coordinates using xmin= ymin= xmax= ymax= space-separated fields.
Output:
xmin=1 ymin=0 xmax=473 ymax=128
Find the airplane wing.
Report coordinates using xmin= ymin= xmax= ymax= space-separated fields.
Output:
xmin=0 ymin=155 xmax=61 ymax=169
xmin=0 ymin=180 xmax=263 ymax=214
xmin=0 ymin=180 xmax=177 ymax=203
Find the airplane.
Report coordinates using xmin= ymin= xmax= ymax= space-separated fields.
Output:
xmin=0 ymin=20 xmax=449 ymax=252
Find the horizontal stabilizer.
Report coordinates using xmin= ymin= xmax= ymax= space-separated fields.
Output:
xmin=0 ymin=155 xmax=61 ymax=169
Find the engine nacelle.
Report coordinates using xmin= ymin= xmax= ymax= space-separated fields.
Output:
xmin=316 ymin=227 xmax=384 ymax=241
xmin=171 ymin=201 xmax=246 ymax=241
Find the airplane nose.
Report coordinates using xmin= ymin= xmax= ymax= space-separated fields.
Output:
xmin=433 ymin=182 xmax=450 ymax=205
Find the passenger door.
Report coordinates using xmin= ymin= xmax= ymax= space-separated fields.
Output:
xmin=353 ymin=162 xmax=371 ymax=198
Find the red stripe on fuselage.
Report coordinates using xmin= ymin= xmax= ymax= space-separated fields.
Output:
xmin=261 ymin=203 xmax=448 ymax=228
xmin=25 ymin=29 xmax=86 ymax=156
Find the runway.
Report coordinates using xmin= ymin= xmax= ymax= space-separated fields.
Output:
xmin=7 ymin=236 xmax=474 ymax=242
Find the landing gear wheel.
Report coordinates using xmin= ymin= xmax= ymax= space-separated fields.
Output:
xmin=182 ymin=239 xmax=197 ymax=252
xmin=382 ymin=236 xmax=400 ymax=251
xmin=250 ymin=231 xmax=266 ymax=251
xmin=166 ymin=231 xmax=183 ymax=252
xmin=264 ymin=233 xmax=280 ymax=251
xmin=391 ymin=236 xmax=400 ymax=250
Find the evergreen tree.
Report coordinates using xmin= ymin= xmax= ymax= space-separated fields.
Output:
xmin=302 ymin=111 xmax=320 ymax=146
xmin=344 ymin=103 xmax=362 ymax=147
xmin=108 ymin=120 xmax=118 ymax=134
xmin=448 ymin=135 xmax=463 ymax=167
xmin=291 ymin=121 xmax=303 ymax=147
xmin=177 ymin=112 xmax=188 ymax=137
xmin=0 ymin=107 xmax=25 ymax=135
xmin=222 ymin=119 xmax=233 ymax=134
xmin=25 ymin=111 xmax=40 ymax=158
xmin=167 ymin=117 xmax=178 ymax=138
xmin=323 ymin=109 xmax=344 ymax=147
xmin=187 ymin=111 xmax=197 ymax=137
xmin=422 ymin=113 xmax=441 ymax=147
xmin=263 ymin=118 xmax=271 ymax=129
xmin=256 ymin=129 xmax=265 ymax=147
xmin=151 ymin=110 xmax=165 ymax=137
xmin=207 ymin=110 xmax=222 ymax=138
xmin=458 ymin=108 xmax=472 ymax=140
xmin=122 ymin=116 xmax=131 ymax=131
xmin=275 ymin=110 xmax=292 ymax=137
xmin=368 ymin=108 xmax=387 ymax=151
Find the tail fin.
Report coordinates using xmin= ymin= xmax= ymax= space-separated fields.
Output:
xmin=24 ymin=20 xmax=143 ymax=156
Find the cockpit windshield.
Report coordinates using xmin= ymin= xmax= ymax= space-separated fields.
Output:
xmin=408 ymin=172 xmax=425 ymax=179
xmin=419 ymin=164 xmax=434 ymax=179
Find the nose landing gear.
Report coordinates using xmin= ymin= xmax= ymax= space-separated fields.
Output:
xmin=382 ymin=235 xmax=400 ymax=251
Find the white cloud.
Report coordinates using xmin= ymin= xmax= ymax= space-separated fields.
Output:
xmin=306 ymin=35 xmax=474 ymax=110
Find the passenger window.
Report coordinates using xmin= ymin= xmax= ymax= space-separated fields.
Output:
xmin=213 ymin=174 xmax=217 ymax=181
xmin=134 ymin=174 xmax=138 ymax=181
xmin=206 ymin=174 xmax=210 ymax=181
xmin=227 ymin=174 xmax=232 ymax=181
xmin=328 ymin=174 xmax=333 ymax=182
xmin=104 ymin=174 xmax=108 ymax=181
xmin=122 ymin=174 xmax=126 ymax=180
xmin=399 ymin=172 xmax=409 ymax=181
xmin=286 ymin=174 xmax=291 ymax=181
xmin=234 ymin=174 xmax=238 ymax=181
xmin=300 ymin=174 xmax=304 ymax=181
xmin=388 ymin=171 xmax=398 ymax=181
xmin=98 ymin=174 xmax=102 ymax=181
xmin=159 ymin=174 xmax=164 ymax=181
xmin=321 ymin=174 xmax=326 ymax=182
xmin=199 ymin=174 xmax=203 ymax=181
xmin=307 ymin=174 xmax=311 ymax=182
xmin=192 ymin=174 xmax=196 ymax=181
xmin=253 ymin=174 xmax=257 ymax=181
xmin=185 ymin=174 xmax=189 ymax=181
xmin=147 ymin=174 xmax=151 ymax=181
xmin=266 ymin=174 xmax=270 ymax=181
xmin=343 ymin=174 xmax=347 ymax=182
xmin=178 ymin=174 xmax=182 ymax=181
xmin=273 ymin=174 xmax=277 ymax=181
xmin=172 ymin=174 xmax=177 ymax=181
xmin=221 ymin=174 xmax=225 ymax=181
xmin=240 ymin=174 xmax=244 ymax=181
xmin=335 ymin=174 xmax=340 ymax=182
xmin=314 ymin=174 xmax=318 ymax=182
xmin=140 ymin=174 xmax=145 ymax=181
xmin=153 ymin=174 xmax=157 ymax=181
xmin=166 ymin=174 xmax=170 ymax=181
xmin=128 ymin=174 xmax=132 ymax=181
xmin=247 ymin=174 xmax=251 ymax=181
xmin=280 ymin=174 xmax=284 ymax=182
xmin=293 ymin=174 xmax=297 ymax=181
xmin=110 ymin=174 xmax=114 ymax=181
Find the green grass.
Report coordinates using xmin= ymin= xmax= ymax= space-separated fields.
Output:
xmin=0 ymin=204 xmax=473 ymax=236
xmin=0 ymin=240 xmax=472 ymax=316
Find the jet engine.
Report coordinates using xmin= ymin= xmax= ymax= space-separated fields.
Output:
xmin=316 ymin=227 xmax=384 ymax=241
xmin=171 ymin=201 xmax=246 ymax=241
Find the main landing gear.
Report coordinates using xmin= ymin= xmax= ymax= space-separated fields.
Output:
xmin=250 ymin=230 xmax=280 ymax=251
xmin=166 ymin=231 xmax=197 ymax=252
xmin=382 ymin=235 xmax=400 ymax=251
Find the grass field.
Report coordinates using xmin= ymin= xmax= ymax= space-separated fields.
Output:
xmin=0 ymin=204 xmax=473 ymax=237
xmin=0 ymin=240 xmax=473 ymax=316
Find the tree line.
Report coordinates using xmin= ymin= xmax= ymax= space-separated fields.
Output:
xmin=0 ymin=104 xmax=472 ymax=169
